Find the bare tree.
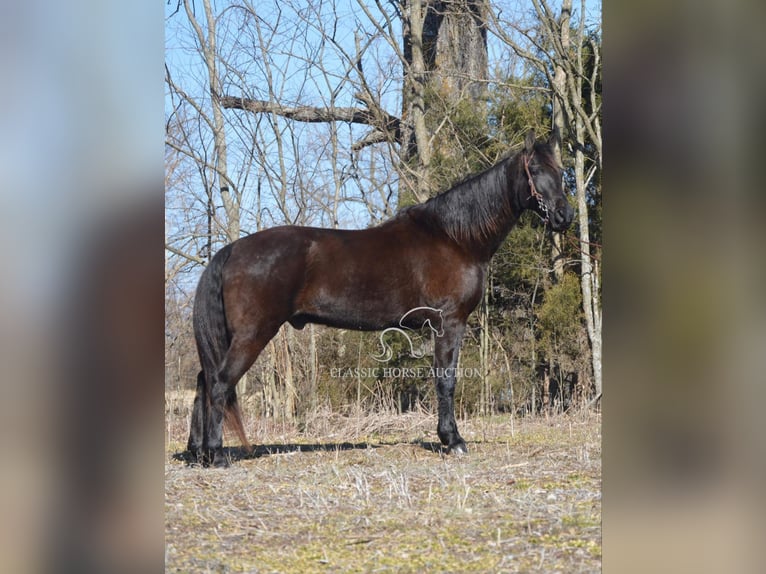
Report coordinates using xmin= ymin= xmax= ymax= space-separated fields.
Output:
xmin=489 ymin=0 xmax=602 ymax=397
xmin=184 ymin=0 xmax=239 ymax=242
xmin=218 ymin=0 xmax=490 ymax=205
xmin=550 ymin=1 xmax=570 ymax=282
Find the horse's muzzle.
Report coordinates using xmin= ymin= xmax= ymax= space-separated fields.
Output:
xmin=550 ymin=201 xmax=574 ymax=231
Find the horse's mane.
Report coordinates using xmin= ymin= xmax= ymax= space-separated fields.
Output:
xmin=393 ymin=142 xmax=559 ymax=249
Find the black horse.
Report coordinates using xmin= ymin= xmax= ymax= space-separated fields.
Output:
xmin=187 ymin=129 xmax=574 ymax=466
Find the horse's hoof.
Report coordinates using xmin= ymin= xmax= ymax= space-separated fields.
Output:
xmin=212 ymin=453 xmax=231 ymax=468
xmin=182 ymin=448 xmax=208 ymax=466
xmin=446 ymin=441 xmax=468 ymax=455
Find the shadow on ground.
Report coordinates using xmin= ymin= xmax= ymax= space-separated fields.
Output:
xmin=173 ymin=442 xmax=377 ymax=465
xmin=416 ymin=441 xmax=444 ymax=453
xmin=172 ymin=439 xmax=449 ymax=465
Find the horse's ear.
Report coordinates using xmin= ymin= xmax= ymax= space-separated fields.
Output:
xmin=548 ymin=125 xmax=561 ymax=150
xmin=524 ymin=129 xmax=536 ymax=154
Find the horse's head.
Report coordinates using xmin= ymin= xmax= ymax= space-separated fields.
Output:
xmin=520 ymin=129 xmax=574 ymax=232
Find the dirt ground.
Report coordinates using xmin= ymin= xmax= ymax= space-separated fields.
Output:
xmin=165 ymin=411 xmax=601 ymax=572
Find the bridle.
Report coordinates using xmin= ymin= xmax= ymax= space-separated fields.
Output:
xmin=523 ymin=151 xmax=549 ymax=225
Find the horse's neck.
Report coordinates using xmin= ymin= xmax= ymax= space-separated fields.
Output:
xmin=478 ymin=211 xmax=520 ymax=261
xmin=439 ymin=181 xmax=520 ymax=261
xmin=465 ymin=163 xmax=523 ymax=258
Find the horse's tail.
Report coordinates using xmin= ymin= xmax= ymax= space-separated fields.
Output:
xmin=193 ymin=243 xmax=251 ymax=453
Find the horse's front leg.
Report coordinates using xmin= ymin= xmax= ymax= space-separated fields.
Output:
xmin=434 ymin=321 xmax=468 ymax=454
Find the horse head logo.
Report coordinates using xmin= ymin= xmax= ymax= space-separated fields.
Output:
xmin=371 ymin=306 xmax=445 ymax=363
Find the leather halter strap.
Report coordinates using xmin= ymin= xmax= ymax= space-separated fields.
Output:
xmin=523 ymin=152 xmax=549 ymax=224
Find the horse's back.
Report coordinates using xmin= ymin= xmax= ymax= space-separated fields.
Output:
xmin=218 ymin=221 xmax=483 ymax=333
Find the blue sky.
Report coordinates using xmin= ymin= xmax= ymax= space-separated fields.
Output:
xmin=165 ymin=0 xmax=601 ymax=113
xmin=165 ymin=0 xmax=602 ymax=254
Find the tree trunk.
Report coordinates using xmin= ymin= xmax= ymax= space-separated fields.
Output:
xmin=523 ymin=0 xmax=602 ymax=399
xmin=479 ymin=278 xmax=491 ymax=415
xmin=400 ymin=0 xmax=489 ymax=206
xmin=424 ymin=0 xmax=489 ymax=99
xmin=571 ymin=5 xmax=602 ymax=398
xmin=551 ymin=0 xmax=571 ymax=282
xmin=400 ymin=0 xmax=432 ymax=205
xmin=575 ymin=135 xmax=602 ymax=397
xmin=570 ymin=0 xmax=602 ymax=399
xmin=184 ymin=0 xmax=240 ymax=243
xmin=281 ymin=328 xmax=295 ymax=421
xmin=264 ymin=342 xmax=277 ymax=418
xmin=308 ymin=324 xmax=318 ymax=414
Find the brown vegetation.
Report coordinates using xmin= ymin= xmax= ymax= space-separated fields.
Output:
xmin=166 ymin=407 xmax=600 ymax=572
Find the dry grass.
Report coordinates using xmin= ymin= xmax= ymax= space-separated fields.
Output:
xmin=165 ymin=407 xmax=601 ymax=572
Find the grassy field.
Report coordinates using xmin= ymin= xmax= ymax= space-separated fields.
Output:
xmin=165 ymin=409 xmax=601 ymax=572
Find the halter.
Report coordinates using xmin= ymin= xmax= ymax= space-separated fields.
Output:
xmin=523 ymin=152 xmax=549 ymax=225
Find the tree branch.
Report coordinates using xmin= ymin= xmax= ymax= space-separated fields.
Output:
xmin=220 ymin=96 xmax=401 ymax=144
xmin=351 ymin=130 xmax=393 ymax=151
xmin=165 ymin=243 xmax=206 ymax=265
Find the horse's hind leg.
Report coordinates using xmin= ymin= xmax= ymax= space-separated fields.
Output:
xmin=186 ymin=370 xmax=206 ymax=462
xmin=206 ymin=331 xmax=276 ymax=467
